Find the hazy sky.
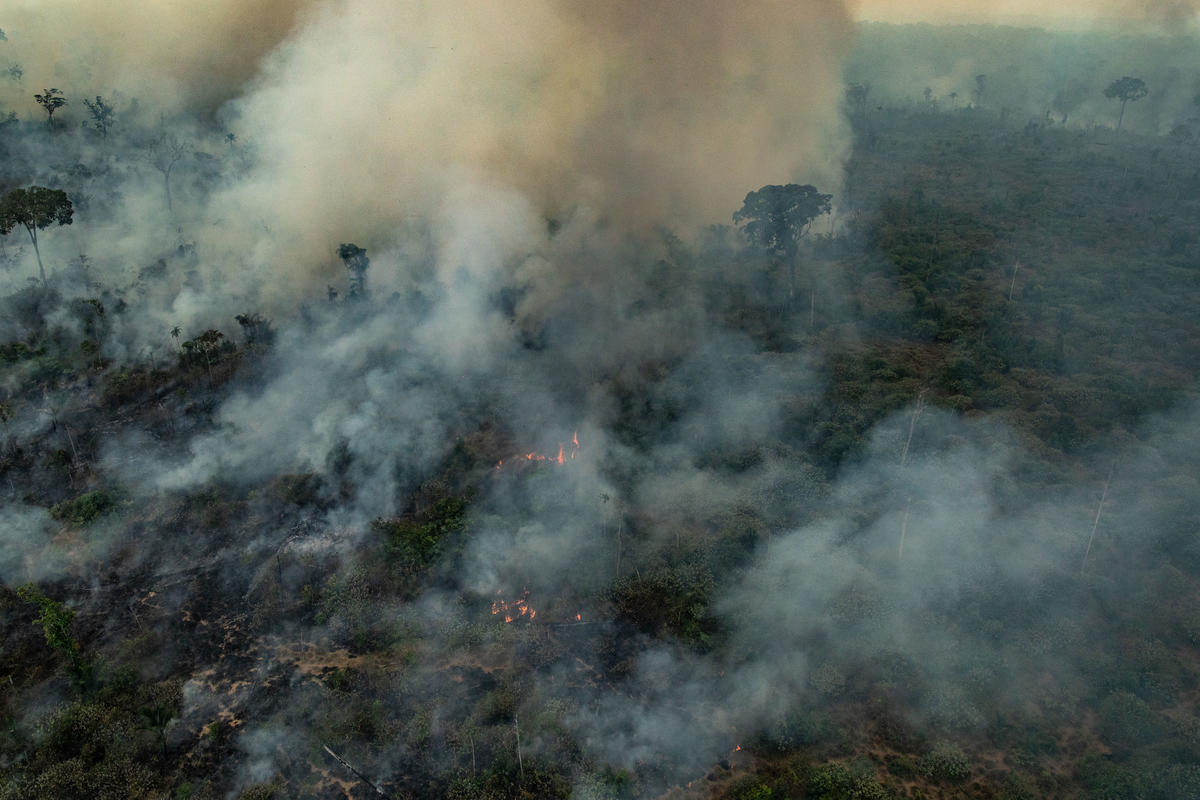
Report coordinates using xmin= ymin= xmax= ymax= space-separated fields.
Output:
xmin=853 ymin=0 xmax=1198 ymax=29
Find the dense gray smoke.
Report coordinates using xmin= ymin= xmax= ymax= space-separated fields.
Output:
xmin=5 ymin=2 xmax=1200 ymax=797
xmin=213 ymin=0 xmax=852 ymax=295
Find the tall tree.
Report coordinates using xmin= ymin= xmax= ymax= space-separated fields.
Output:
xmin=145 ymin=132 xmax=188 ymax=212
xmin=733 ymin=184 xmax=831 ymax=314
xmin=1104 ymin=76 xmax=1148 ymax=133
xmin=337 ymin=243 xmax=370 ymax=300
xmin=33 ymin=87 xmax=66 ymax=128
xmin=0 ymin=186 xmax=74 ymax=284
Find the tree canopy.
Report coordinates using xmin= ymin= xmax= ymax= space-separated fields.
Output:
xmin=733 ymin=184 xmax=832 ymax=263
xmin=0 ymin=186 xmax=74 ymax=283
xmin=1104 ymin=76 xmax=1148 ymax=132
xmin=338 ymin=243 xmax=370 ymax=299
xmin=33 ymin=88 xmax=66 ymax=128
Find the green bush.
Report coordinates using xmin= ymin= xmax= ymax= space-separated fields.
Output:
xmin=806 ymin=762 xmax=891 ymax=799
xmin=721 ymin=777 xmax=775 ymax=800
xmin=920 ymin=741 xmax=970 ymax=782
xmin=49 ymin=490 xmax=114 ymax=527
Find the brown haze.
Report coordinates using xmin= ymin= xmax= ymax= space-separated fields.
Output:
xmin=1 ymin=0 xmax=312 ymax=112
xmin=212 ymin=0 xmax=855 ymax=293
xmin=3 ymin=1 xmax=854 ymax=296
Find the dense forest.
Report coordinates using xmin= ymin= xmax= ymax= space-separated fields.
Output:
xmin=2 ymin=13 xmax=1200 ymax=800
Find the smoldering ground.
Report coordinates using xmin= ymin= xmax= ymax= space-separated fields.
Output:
xmin=3 ymin=1 xmax=1200 ymax=797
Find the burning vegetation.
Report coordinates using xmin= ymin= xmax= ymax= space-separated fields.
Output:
xmin=3 ymin=8 xmax=1200 ymax=800
xmin=496 ymin=430 xmax=579 ymax=470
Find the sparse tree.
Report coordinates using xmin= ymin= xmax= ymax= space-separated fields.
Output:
xmin=923 ymin=87 xmax=933 ymax=105
xmin=734 ymin=184 xmax=832 ymax=317
xmin=1104 ymin=76 xmax=1148 ymax=133
xmin=82 ymin=95 xmax=115 ymax=139
xmin=33 ymin=87 xmax=66 ymax=128
xmin=144 ymin=131 xmax=188 ymax=212
xmin=972 ymin=74 xmax=987 ymax=106
xmin=0 ymin=186 xmax=74 ymax=284
xmin=180 ymin=328 xmax=225 ymax=380
xmin=6 ymin=64 xmax=21 ymax=82
xmin=337 ymin=243 xmax=370 ymax=299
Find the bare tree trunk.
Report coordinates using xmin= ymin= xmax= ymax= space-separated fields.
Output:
xmin=898 ymin=496 xmax=911 ymax=560
xmin=322 ymin=744 xmax=390 ymax=798
xmin=899 ymin=390 xmax=927 ymax=468
xmin=26 ymin=225 xmax=45 ymax=284
xmin=1081 ymin=464 xmax=1115 ymax=576
xmin=614 ymin=516 xmax=623 ymax=578
xmin=514 ymin=714 xmax=524 ymax=783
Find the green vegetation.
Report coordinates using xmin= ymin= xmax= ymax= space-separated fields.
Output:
xmin=49 ymin=490 xmax=114 ymax=527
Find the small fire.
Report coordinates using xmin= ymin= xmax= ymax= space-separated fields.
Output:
xmin=734 ymin=744 xmax=742 ymax=752
xmin=491 ymin=588 xmax=536 ymax=623
xmin=575 ymin=612 xmax=582 ymax=621
xmin=496 ymin=430 xmax=579 ymax=470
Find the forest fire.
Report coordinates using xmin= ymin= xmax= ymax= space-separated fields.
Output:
xmin=496 ymin=431 xmax=579 ymax=470
xmin=492 ymin=589 xmax=536 ymax=623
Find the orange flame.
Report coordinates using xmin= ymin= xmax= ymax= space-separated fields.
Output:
xmin=575 ymin=612 xmax=582 ymax=621
xmin=491 ymin=588 xmax=536 ymax=623
xmin=734 ymin=744 xmax=742 ymax=752
xmin=496 ymin=430 xmax=580 ymax=470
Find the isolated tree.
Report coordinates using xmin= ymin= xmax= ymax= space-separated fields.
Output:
xmin=0 ymin=186 xmax=74 ymax=284
xmin=6 ymin=64 xmax=22 ymax=83
xmin=845 ymin=82 xmax=870 ymax=118
xmin=733 ymin=184 xmax=831 ymax=312
xmin=1104 ymin=76 xmax=1148 ymax=133
xmin=82 ymin=95 xmax=115 ymax=138
xmin=144 ymin=131 xmax=188 ymax=212
xmin=337 ymin=243 xmax=370 ymax=299
xmin=33 ymin=87 xmax=66 ymax=128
